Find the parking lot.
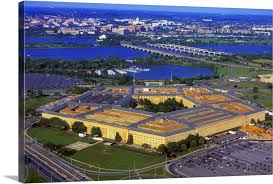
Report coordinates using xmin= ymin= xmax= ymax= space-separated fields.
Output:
xmin=168 ymin=140 xmax=272 ymax=177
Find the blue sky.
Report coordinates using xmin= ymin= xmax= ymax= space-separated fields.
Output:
xmin=24 ymin=1 xmax=272 ymax=15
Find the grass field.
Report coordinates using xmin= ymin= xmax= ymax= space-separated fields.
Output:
xmin=211 ymin=80 xmax=270 ymax=90
xmin=27 ymin=127 xmax=91 ymax=145
xmin=237 ymin=82 xmax=269 ymax=89
xmin=25 ymin=97 xmax=57 ymax=111
xmin=27 ymin=127 xmax=165 ymax=170
xmin=215 ymin=65 xmax=271 ymax=78
xmin=25 ymin=166 xmax=47 ymax=183
xmin=72 ymin=143 xmax=165 ymax=170
xmin=252 ymin=59 xmax=272 ymax=65
xmin=239 ymin=91 xmax=272 ymax=109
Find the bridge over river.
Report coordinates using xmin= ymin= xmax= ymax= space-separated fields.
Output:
xmin=121 ymin=43 xmax=272 ymax=72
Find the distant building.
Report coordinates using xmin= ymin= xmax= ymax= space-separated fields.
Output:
xmin=144 ymin=81 xmax=164 ymax=86
xmin=258 ymin=74 xmax=273 ymax=83
xmin=60 ymin=28 xmax=79 ymax=35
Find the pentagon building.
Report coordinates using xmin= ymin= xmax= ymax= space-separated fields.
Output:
xmin=42 ymin=86 xmax=265 ymax=148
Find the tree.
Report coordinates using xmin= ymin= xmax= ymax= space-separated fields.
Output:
xmin=189 ymin=140 xmax=197 ymax=148
xmin=130 ymin=98 xmax=138 ymax=108
xmin=142 ymin=143 xmax=151 ymax=149
xmin=157 ymin=144 xmax=167 ymax=154
xmin=265 ymin=113 xmax=272 ymax=121
xmin=91 ymin=127 xmax=102 ymax=137
xmin=48 ymin=117 xmax=69 ymax=130
xmin=57 ymin=147 xmax=77 ymax=156
xmin=180 ymin=144 xmax=187 ymax=152
xmin=97 ymin=127 xmax=102 ymax=137
xmin=250 ymin=118 xmax=256 ymax=125
xmin=198 ymin=137 xmax=205 ymax=146
xmin=115 ymin=132 xmax=122 ymax=142
xmin=72 ymin=121 xmax=87 ymax=133
xmin=167 ymin=142 xmax=179 ymax=153
xmin=91 ymin=127 xmax=98 ymax=136
xmin=127 ymin=134 xmax=133 ymax=144
xmin=143 ymin=99 xmax=152 ymax=106
xmin=39 ymin=118 xmax=50 ymax=127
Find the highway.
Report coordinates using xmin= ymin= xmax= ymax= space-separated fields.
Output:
xmin=25 ymin=140 xmax=91 ymax=182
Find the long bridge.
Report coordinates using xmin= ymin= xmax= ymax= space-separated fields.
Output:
xmin=147 ymin=43 xmax=230 ymax=57
xmin=121 ymin=43 xmax=272 ymax=72
xmin=121 ymin=43 xmax=230 ymax=57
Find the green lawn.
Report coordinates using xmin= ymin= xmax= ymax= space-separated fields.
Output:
xmin=215 ymin=66 xmax=229 ymax=76
xmin=239 ymin=91 xmax=272 ymax=109
xmin=25 ymin=166 xmax=47 ymax=183
xmin=25 ymin=97 xmax=57 ymax=111
xmin=252 ymin=59 xmax=272 ymax=64
xmin=215 ymin=65 xmax=271 ymax=78
xmin=27 ymin=127 xmax=91 ymax=145
xmin=237 ymin=82 xmax=269 ymax=89
xmin=72 ymin=143 xmax=165 ymax=170
xmin=27 ymin=127 xmax=165 ymax=170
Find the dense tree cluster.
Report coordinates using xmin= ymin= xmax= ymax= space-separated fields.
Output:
xmin=38 ymin=117 xmax=69 ymax=130
xmin=156 ymin=134 xmax=206 ymax=156
xmin=132 ymin=98 xmax=185 ymax=113
xmin=72 ymin=121 xmax=87 ymax=133
xmin=250 ymin=113 xmax=272 ymax=128
xmin=26 ymin=57 xmax=129 ymax=72
xmin=25 ymin=42 xmax=91 ymax=49
xmin=65 ymin=86 xmax=90 ymax=94
xmin=91 ymin=127 xmax=102 ymax=137
xmin=26 ymin=57 xmax=134 ymax=85
xmin=44 ymin=142 xmax=77 ymax=156
xmin=127 ymin=134 xmax=134 ymax=144
xmin=115 ymin=132 xmax=122 ymax=142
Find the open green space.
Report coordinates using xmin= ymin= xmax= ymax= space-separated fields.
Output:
xmin=252 ymin=59 xmax=272 ymax=64
xmin=236 ymin=82 xmax=269 ymax=89
xmin=25 ymin=166 xmax=47 ymax=183
xmin=27 ymin=127 xmax=165 ymax=170
xmin=72 ymin=143 xmax=165 ymax=170
xmin=214 ymin=65 xmax=271 ymax=78
xmin=27 ymin=127 xmax=91 ymax=145
xmin=25 ymin=97 xmax=57 ymax=111
xmin=239 ymin=91 xmax=272 ymax=109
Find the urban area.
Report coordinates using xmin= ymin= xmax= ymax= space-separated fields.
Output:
xmin=22 ymin=1 xmax=272 ymax=183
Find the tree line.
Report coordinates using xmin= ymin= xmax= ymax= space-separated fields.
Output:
xmin=157 ymin=134 xmax=206 ymax=157
xmin=130 ymin=98 xmax=186 ymax=113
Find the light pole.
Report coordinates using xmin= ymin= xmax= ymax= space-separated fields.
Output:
xmin=98 ymin=164 xmax=100 ymax=181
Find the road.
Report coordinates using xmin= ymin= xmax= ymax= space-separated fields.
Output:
xmin=25 ymin=140 xmax=91 ymax=182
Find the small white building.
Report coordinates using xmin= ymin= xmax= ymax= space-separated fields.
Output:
xmin=79 ymin=133 xmax=86 ymax=137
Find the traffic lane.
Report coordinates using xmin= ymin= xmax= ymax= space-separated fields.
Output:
xmin=26 ymin=154 xmax=65 ymax=182
xmin=25 ymin=144 xmax=82 ymax=182
xmin=25 ymin=142 xmax=91 ymax=181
